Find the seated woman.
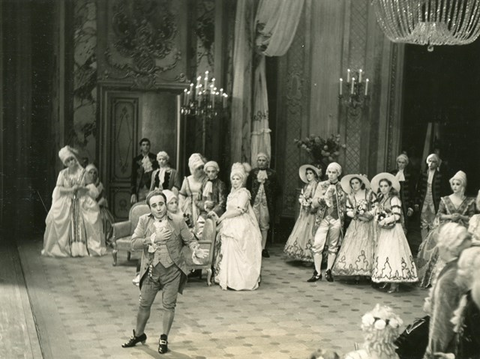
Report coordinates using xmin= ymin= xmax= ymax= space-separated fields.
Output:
xmin=283 ymin=164 xmax=321 ymax=262
xmin=345 ymin=304 xmax=403 ymax=359
xmin=213 ymin=163 xmax=262 ymax=291
xmin=417 ymin=170 xmax=475 ymax=288
xmin=42 ymin=146 xmax=106 ymax=257
xmin=85 ymin=164 xmax=114 ymax=247
xmin=149 ymin=151 xmax=181 ymax=196
xmin=332 ymin=174 xmax=376 ymax=281
xmin=179 ymin=153 xmax=206 ymax=229
xmin=423 ymin=223 xmax=472 ymax=359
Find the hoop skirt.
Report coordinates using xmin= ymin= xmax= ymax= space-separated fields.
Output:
xmin=214 ymin=188 xmax=262 ymax=291
xmin=284 ymin=182 xmax=318 ymax=262
xmin=371 ymin=223 xmax=418 ymax=283
xmin=332 ymin=218 xmax=375 ymax=277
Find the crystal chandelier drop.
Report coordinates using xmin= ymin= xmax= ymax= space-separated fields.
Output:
xmin=372 ymin=0 xmax=480 ymax=51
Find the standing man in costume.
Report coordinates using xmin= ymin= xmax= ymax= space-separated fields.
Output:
xmin=414 ymin=153 xmax=446 ymax=240
xmin=122 ymin=190 xmax=207 ymax=354
xmin=198 ymin=161 xmax=227 ymax=218
xmin=131 ymin=138 xmax=158 ymax=204
xmin=247 ymin=152 xmax=281 ymax=258
xmin=307 ymin=162 xmax=347 ymax=283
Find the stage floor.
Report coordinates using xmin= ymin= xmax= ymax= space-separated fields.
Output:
xmin=2 ymin=237 xmax=426 ymax=359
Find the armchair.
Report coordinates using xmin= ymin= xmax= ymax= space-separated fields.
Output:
xmin=112 ymin=202 xmax=150 ymax=266
xmin=187 ymin=218 xmax=217 ymax=286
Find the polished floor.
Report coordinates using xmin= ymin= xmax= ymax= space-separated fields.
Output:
xmin=2 ymin=235 xmax=427 ymax=359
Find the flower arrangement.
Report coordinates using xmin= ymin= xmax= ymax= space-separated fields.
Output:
xmin=356 ymin=200 xmax=368 ymax=216
xmin=375 ymin=208 xmax=395 ymax=229
xmin=294 ymin=134 xmax=346 ymax=167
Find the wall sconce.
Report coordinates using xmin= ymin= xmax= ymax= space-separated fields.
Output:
xmin=339 ymin=69 xmax=370 ymax=109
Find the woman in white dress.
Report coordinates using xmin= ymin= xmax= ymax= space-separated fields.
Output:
xmin=42 ymin=146 xmax=106 ymax=257
xmin=283 ymin=164 xmax=321 ymax=262
xmin=179 ymin=153 xmax=206 ymax=229
xmin=370 ymin=173 xmax=418 ymax=293
xmin=213 ymin=163 xmax=262 ymax=291
xmin=332 ymin=174 xmax=376 ymax=280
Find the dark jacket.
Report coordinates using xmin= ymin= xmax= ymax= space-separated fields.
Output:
xmin=131 ymin=153 xmax=158 ymax=195
xmin=415 ymin=169 xmax=446 ymax=213
xmin=198 ymin=177 xmax=227 ymax=216
xmin=247 ymin=167 xmax=281 ymax=223
xmin=149 ymin=168 xmax=182 ymax=192
xmin=390 ymin=167 xmax=414 ymax=217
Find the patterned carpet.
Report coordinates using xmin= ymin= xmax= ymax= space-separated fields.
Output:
xmin=17 ymin=237 xmax=426 ymax=359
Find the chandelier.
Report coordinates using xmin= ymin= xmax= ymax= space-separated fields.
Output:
xmin=372 ymin=0 xmax=480 ymax=51
xmin=180 ymin=71 xmax=229 ymax=116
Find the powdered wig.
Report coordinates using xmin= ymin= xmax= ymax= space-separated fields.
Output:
xmin=396 ymin=153 xmax=409 ymax=165
xmin=437 ymin=222 xmax=472 ymax=259
xmin=188 ymin=153 xmax=206 ymax=175
xmin=156 ymin=151 xmax=169 ymax=162
xmin=360 ymin=304 xmax=403 ymax=357
xmin=230 ymin=162 xmax=247 ymax=182
xmin=455 ymin=246 xmax=480 ymax=291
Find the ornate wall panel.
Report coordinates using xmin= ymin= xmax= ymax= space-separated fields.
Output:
xmin=195 ymin=0 xmax=215 ymax=74
xmin=98 ymin=0 xmax=189 ymax=88
xmin=344 ymin=0 xmax=368 ymax=174
xmin=107 ymin=95 xmax=138 ymax=220
xmin=73 ymin=0 xmax=98 ymax=164
xmin=280 ymin=5 xmax=309 ymax=218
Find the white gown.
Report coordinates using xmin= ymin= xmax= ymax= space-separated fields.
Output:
xmin=214 ymin=188 xmax=262 ymax=291
xmin=42 ymin=168 xmax=106 ymax=257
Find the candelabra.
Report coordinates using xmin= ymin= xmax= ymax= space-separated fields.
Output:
xmin=180 ymin=71 xmax=229 ymax=117
xmin=180 ymin=71 xmax=229 ymax=155
xmin=339 ymin=68 xmax=370 ymax=109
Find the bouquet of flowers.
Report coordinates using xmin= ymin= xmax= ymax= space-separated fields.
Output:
xmin=375 ymin=208 xmax=395 ymax=229
xmin=356 ymin=200 xmax=368 ymax=216
xmin=294 ymin=134 xmax=346 ymax=167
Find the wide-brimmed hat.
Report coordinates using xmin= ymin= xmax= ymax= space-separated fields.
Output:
xmin=340 ymin=174 xmax=371 ymax=193
xmin=299 ymin=164 xmax=321 ymax=183
xmin=371 ymin=172 xmax=401 ymax=193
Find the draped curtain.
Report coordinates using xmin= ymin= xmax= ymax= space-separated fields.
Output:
xmin=250 ymin=0 xmax=305 ymax=164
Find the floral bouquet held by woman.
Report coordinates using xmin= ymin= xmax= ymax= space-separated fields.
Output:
xmin=375 ymin=207 xmax=395 ymax=229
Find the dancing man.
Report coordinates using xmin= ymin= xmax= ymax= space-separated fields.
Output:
xmin=308 ymin=162 xmax=346 ymax=282
xmin=122 ymin=190 xmax=207 ymax=354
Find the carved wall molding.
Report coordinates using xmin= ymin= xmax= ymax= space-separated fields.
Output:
xmin=98 ymin=0 xmax=189 ymax=89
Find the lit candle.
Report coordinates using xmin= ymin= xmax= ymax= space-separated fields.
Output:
xmin=197 ymin=76 xmax=201 ymax=87
xmin=359 ymin=69 xmax=363 ymax=83
xmin=183 ymin=89 xmax=188 ymax=105
xmin=187 ymin=90 xmax=191 ymax=105
xmin=223 ymin=94 xmax=227 ymax=108
xmin=339 ymin=78 xmax=343 ymax=96
xmin=347 ymin=69 xmax=351 ymax=83
xmin=351 ymin=77 xmax=355 ymax=94
xmin=190 ymin=82 xmax=194 ymax=101
xmin=204 ymin=71 xmax=209 ymax=90
xmin=365 ymin=79 xmax=369 ymax=96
